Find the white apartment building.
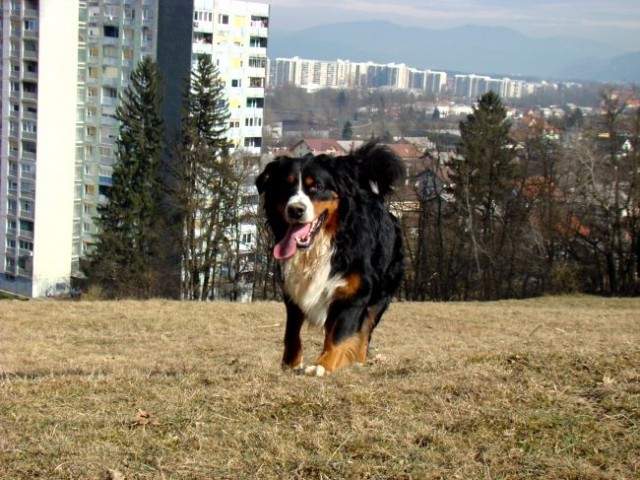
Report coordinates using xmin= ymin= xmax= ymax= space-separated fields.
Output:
xmin=1 ymin=0 xmax=78 ymax=297
xmin=272 ymin=56 xmax=448 ymax=96
xmin=0 ymin=0 xmax=268 ymax=298
xmin=272 ymin=56 xmax=556 ymax=101
xmin=192 ymin=0 xmax=268 ymax=153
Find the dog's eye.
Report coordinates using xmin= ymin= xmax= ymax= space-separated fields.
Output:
xmin=309 ymin=183 xmax=324 ymax=193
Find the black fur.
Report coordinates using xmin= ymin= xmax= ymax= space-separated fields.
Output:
xmin=256 ymin=141 xmax=404 ymax=373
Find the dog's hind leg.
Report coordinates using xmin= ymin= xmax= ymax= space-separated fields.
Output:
xmin=362 ymin=296 xmax=391 ymax=360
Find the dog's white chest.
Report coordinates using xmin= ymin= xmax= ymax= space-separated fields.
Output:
xmin=281 ymin=233 xmax=345 ymax=327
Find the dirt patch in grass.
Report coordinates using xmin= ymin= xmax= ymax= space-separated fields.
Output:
xmin=1 ymin=297 xmax=638 ymax=479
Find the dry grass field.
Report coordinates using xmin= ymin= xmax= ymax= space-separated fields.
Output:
xmin=1 ymin=296 xmax=639 ymax=479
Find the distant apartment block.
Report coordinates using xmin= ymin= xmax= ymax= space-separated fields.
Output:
xmin=272 ymin=56 xmax=554 ymax=100
xmin=272 ymin=57 xmax=447 ymax=95
xmin=0 ymin=0 xmax=268 ymax=298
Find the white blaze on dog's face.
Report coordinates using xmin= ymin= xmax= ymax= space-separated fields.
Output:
xmin=285 ymin=174 xmax=315 ymax=224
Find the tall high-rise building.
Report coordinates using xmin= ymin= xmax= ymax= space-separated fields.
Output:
xmin=0 ymin=0 xmax=269 ymax=298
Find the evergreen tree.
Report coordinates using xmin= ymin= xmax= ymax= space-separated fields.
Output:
xmin=341 ymin=120 xmax=353 ymax=140
xmin=88 ymin=56 xmax=164 ymax=298
xmin=173 ymin=55 xmax=233 ymax=300
xmin=451 ymin=90 xmax=527 ymax=299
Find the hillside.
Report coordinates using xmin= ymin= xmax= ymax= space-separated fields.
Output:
xmin=1 ymin=297 xmax=639 ymax=478
xmin=269 ymin=21 xmax=639 ymax=82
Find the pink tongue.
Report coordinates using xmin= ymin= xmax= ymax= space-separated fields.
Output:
xmin=274 ymin=223 xmax=312 ymax=260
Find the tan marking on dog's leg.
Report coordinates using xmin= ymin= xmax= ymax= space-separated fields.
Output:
xmin=355 ymin=308 xmax=377 ymax=364
xmin=313 ymin=334 xmax=363 ymax=373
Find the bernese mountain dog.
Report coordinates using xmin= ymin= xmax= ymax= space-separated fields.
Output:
xmin=256 ymin=141 xmax=404 ymax=376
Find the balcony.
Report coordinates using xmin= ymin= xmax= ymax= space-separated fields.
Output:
xmin=240 ymin=126 xmax=263 ymax=138
xmin=23 ymin=49 xmax=38 ymax=60
xmin=21 ymin=131 xmax=37 ymax=141
xmin=23 ymin=29 xmax=38 ymax=39
xmin=19 ymin=209 xmax=35 ymax=220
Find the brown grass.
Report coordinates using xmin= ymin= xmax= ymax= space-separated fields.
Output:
xmin=1 ymin=296 xmax=638 ymax=479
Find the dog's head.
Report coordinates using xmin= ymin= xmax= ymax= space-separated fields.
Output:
xmin=256 ymin=141 xmax=404 ymax=260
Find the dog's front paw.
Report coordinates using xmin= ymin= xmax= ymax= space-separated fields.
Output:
xmin=304 ymin=365 xmax=326 ymax=377
xmin=282 ymin=360 xmax=305 ymax=374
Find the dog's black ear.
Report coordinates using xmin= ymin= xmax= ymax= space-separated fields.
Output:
xmin=352 ymin=140 xmax=405 ymax=197
xmin=256 ymin=158 xmax=285 ymax=194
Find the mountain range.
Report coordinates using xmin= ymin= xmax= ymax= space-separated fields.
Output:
xmin=269 ymin=22 xmax=640 ymax=83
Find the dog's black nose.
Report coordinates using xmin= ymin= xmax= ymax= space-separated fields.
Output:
xmin=287 ymin=203 xmax=306 ymax=221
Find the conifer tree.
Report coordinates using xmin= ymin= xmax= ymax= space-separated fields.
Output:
xmin=451 ymin=90 xmax=527 ymax=299
xmin=174 ymin=55 xmax=233 ymax=300
xmin=341 ymin=120 xmax=353 ymax=140
xmin=88 ymin=56 xmax=164 ymax=298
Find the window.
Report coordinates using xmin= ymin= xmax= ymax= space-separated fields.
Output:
xmin=218 ymin=14 xmax=229 ymax=24
xmin=244 ymin=118 xmax=262 ymax=127
xmin=231 ymin=79 xmax=241 ymax=87
xmin=142 ymin=28 xmax=153 ymax=44
xmin=24 ymin=61 xmax=37 ymax=73
xmin=102 ymin=86 xmax=118 ymax=99
xmin=19 ymin=240 xmax=33 ymax=251
xmin=249 ymin=57 xmax=267 ymax=68
xmin=23 ymin=82 xmax=37 ymax=94
xmin=22 ymin=120 xmax=36 ymax=133
xmin=103 ymin=25 xmax=119 ymax=38
xmin=19 ymin=219 xmax=34 ymax=232
xmin=24 ymin=19 xmax=37 ymax=31
xmin=246 ymin=97 xmax=264 ymax=108
xmin=104 ymin=5 xmax=120 ymax=19
xmin=249 ymin=36 xmax=267 ymax=48
xmin=24 ymin=39 xmax=37 ymax=53
xmin=251 ymin=16 xmax=268 ymax=28
xmin=22 ymin=141 xmax=36 ymax=154
xmin=249 ymin=77 xmax=264 ymax=88
xmin=244 ymin=137 xmax=262 ymax=148
xmin=103 ymin=45 xmax=118 ymax=58
xmin=103 ymin=66 xmax=118 ymax=78
xmin=21 ymin=163 xmax=35 ymax=176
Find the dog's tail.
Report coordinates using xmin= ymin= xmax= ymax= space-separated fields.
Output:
xmin=352 ymin=140 xmax=405 ymax=197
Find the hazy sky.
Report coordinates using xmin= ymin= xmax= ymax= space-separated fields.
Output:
xmin=254 ymin=0 xmax=640 ymax=52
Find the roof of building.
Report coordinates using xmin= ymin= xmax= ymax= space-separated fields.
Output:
xmin=386 ymin=143 xmax=421 ymax=159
